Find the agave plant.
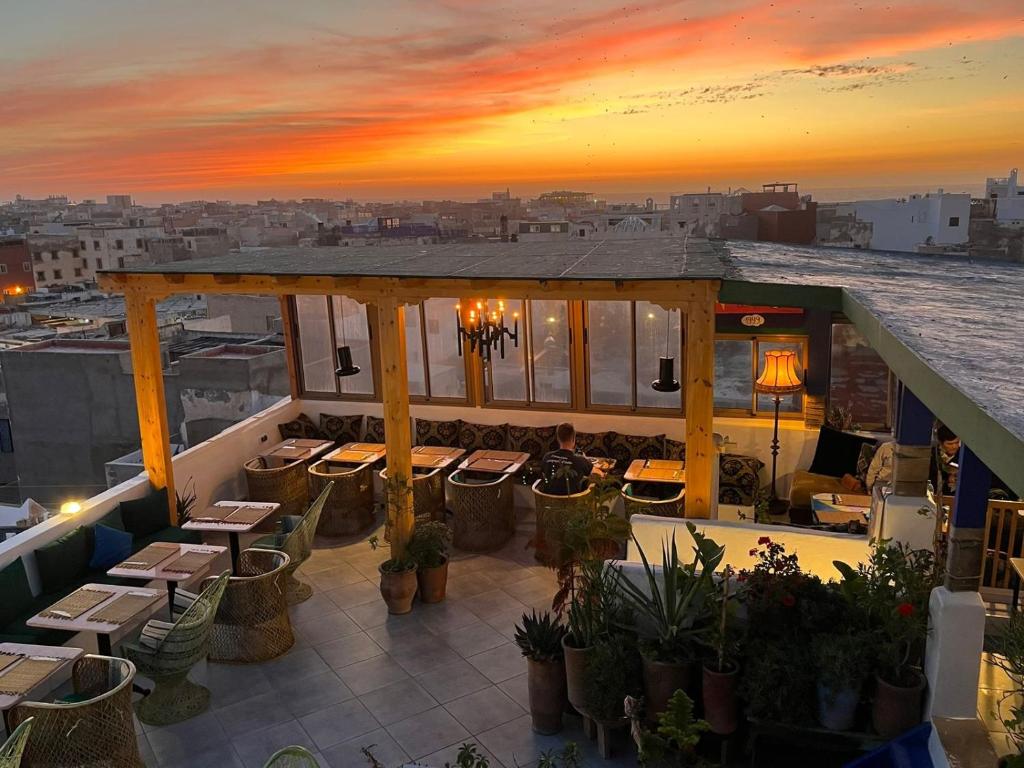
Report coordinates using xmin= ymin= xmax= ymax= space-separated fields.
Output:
xmin=514 ymin=610 xmax=567 ymax=662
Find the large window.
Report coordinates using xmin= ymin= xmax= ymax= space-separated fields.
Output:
xmin=295 ymin=295 xmax=375 ymax=397
xmin=715 ymin=335 xmax=807 ymax=416
xmin=331 ymin=296 xmax=374 ymax=395
xmin=485 ymin=299 xmax=571 ymax=406
xmin=829 ymin=323 xmax=891 ymax=428
xmin=406 ymin=298 xmax=467 ymax=401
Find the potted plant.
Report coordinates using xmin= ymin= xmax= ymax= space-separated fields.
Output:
xmin=701 ymin=565 xmax=740 ymax=735
xmin=408 ymin=521 xmax=452 ymax=603
xmin=369 ymin=535 xmax=417 ymax=615
xmin=514 ymin=610 xmax=568 ymax=734
xmin=582 ymin=630 xmax=642 ymax=727
xmin=617 ymin=525 xmax=723 ymax=724
xmin=631 ymin=689 xmax=711 ymax=768
xmin=812 ymin=632 xmax=869 ymax=730
xmin=990 ymin=610 xmax=1024 ymax=767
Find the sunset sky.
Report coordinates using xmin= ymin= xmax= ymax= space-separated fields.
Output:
xmin=2 ymin=0 xmax=1022 ymax=203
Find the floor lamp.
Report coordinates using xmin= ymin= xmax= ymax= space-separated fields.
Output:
xmin=754 ymin=349 xmax=804 ymax=515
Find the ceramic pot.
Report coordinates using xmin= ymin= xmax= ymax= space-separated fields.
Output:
xmin=872 ymin=672 xmax=925 ymax=738
xmin=527 ymin=658 xmax=567 ymax=734
xmin=417 ymin=559 xmax=448 ymax=604
xmin=817 ymin=682 xmax=860 ymax=731
xmin=379 ymin=564 xmax=417 ymax=614
xmin=562 ymin=635 xmax=593 ymax=715
xmin=702 ymin=662 xmax=739 ymax=735
xmin=643 ymin=656 xmax=691 ymax=724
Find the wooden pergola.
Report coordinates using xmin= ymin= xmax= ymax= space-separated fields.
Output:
xmin=97 ymin=240 xmax=726 ymax=556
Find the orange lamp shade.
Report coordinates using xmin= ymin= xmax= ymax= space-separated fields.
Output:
xmin=754 ymin=350 xmax=803 ymax=394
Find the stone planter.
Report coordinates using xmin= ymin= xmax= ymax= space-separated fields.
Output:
xmin=817 ymin=682 xmax=860 ymax=731
xmin=417 ymin=558 xmax=448 ymax=604
xmin=527 ymin=658 xmax=566 ymax=734
xmin=379 ymin=564 xmax=417 ymax=615
xmin=562 ymin=635 xmax=593 ymax=716
xmin=872 ymin=672 xmax=925 ymax=739
xmin=702 ymin=662 xmax=739 ymax=735
xmin=643 ymin=656 xmax=691 ymax=724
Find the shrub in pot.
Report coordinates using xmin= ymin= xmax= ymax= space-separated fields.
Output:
xmin=582 ymin=631 xmax=642 ymax=726
xmin=631 ymin=689 xmax=710 ymax=768
xmin=514 ymin=610 xmax=568 ymax=734
xmin=370 ymin=535 xmax=417 ymax=615
xmin=701 ymin=565 xmax=740 ymax=736
xmin=812 ymin=632 xmax=869 ymax=731
xmin=991 ymin=610 xmax=1024 ymax=764
xmin=408 ymin=521 xmax=452 ymax=603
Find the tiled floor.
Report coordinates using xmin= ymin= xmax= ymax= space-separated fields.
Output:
xmin=128 ymin=510 xmax=638 ymax=768
xmin=978 ymin=650 xmax=1022 ymax=757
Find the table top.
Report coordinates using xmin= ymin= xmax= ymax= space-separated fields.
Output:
xmin=107 ymin=543 xmax=227 ymax=582
xmin=325 ymin=442 xmax=387 ymax=464
xmin=1012 ymin=558 xmax=1024 ymax=581
xmin=27 ymin=584 xmax=164 ymax=637
xmin=458 ymin=450 xmax=531 ymax=475
xmin=411 ymin=445 xmax=465 ymax=468
xmin=0 ymin=643 xmax=84 ymax=711
xmin=183 ymin=501 xmax=279 ymax=533
xmin=624 ymin=459 xmax=686 ymax=483
xmin=262 ymin=438 xmax=335 ymax=466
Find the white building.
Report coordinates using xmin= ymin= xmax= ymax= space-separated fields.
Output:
xmin=26 ymin=235 xmax=96 ymax=289
xmin=75 ymin=224 xmax=165 ymax=269
xmin=852 ymin=192 xmax=970 ymax=253
xmin=668 ymin=191 xmax=744 ymax=237
xmin=986 ymin=168 xmax=1024 ymax=226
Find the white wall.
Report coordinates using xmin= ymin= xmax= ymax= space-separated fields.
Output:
xmin=853 ymin=194 xmax=970 ymax=252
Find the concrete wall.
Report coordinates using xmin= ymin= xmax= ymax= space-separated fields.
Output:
xmin=204 ymin=294 xmax=282 ymax=334
xmin=853 ymin=194 xmax=970 ymax=252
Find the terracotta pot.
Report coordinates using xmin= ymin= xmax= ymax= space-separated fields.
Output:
xmin=527 ymin=658 xmax=566 ymax=734
xmin=817 ymin=682 xmax=860 ymax=731
xmin=562 ymin=635 xmax=593 ymax=715
xmin=702 ymin=662 xmax=739 ymax=735
xmin=379 ymin=564 xmax=417 ymax=615
xmin=872 ymin=672 xmax=925 ymax=739
xmin=643 ymin=656 xmax=691 ymax=724
xmin=417 ymin=559 xmax=448 ymax=604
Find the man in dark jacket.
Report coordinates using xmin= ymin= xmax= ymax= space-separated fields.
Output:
xmin=541 ymin=422 xmax=604 ymax=495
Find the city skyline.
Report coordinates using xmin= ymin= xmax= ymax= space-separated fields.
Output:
xmin=2 ymin=0 xmax=1022 ymax=203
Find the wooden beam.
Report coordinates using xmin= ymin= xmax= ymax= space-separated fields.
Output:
xmin=124 ymin=291 xmax=177 ymax=524
xmin=279 ymin=296 xmax=300 ymax=400
xmin=684 ymin=282 xmax=718 ymax=519
xmin=375 ymin=296 xmax=415 ymax=558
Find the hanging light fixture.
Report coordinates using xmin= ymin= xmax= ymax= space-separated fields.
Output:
xmin=455 ymin=300 xmax=519 ymax=361
xmin=651 ymin=308 xmax=680 ymax=392
xmin=334 ymin=300 xmax=361 ymax=377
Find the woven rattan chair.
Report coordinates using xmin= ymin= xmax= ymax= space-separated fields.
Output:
xmin=122 ymin=571 xmax=230 ymax=726
xmin=308 ymin=460 xmax=374 ymax=536
xmin=381 ymin=466 xmax=446 ymax=541
xmin=447 ymin=470 xmax=514 ymax=552
xmin=621 ymin=482 xmax=685 ymax=519
xmin=9 ymin=656 xmax=142 ymax=768
xmin=207 ymin=548 xmax=294 ymax=664
xmin=0 ymin=716 xmax=32 ymax=768
xmin=244 ymin=457 xmax=310 ymax=531
xmin=253 ymin=483 xmax=332 ymax=604
xmin=263 ymin=746 xmax=321 ymax=767
xmin=531 ymin=480 xmax=594 ymax=566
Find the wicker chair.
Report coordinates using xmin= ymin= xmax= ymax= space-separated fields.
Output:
xmin=263 ymin=746 xmax=321 ymax=767
xmin=308 ymin=460 xmax=374 ymax=536
xmin=244 ymin=457 xmax=310 ymax=531
xmin=9 ymin=656 xmax=142 ymax=767
xmin=381 ymin=466 xmax=446 ymax=541
xmin=447 ymin=471 xmax=514 ymax=553
xmin=253 ymin=483 xmax=332 ymax=604
xmin=207 ymin=548 xmax=294 ymax=664
xmin=621 ymin=482 xmax=685 ymax=519
xmin=531 ymin=480 xmax=594 ymax=566
xmin=122 ymin=571 xmax=231 ymax=726
xmin=0 ymin=717 xmax=32 ymax=768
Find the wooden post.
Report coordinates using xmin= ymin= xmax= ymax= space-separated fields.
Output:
xmin=376 ymin=296 xmax=414 ymax=558
xmin=124 ymin=290 xmax=177 ymax=524
xmin=684 ymin=282 xmax=717 ymax=518
xmin=279 ymin=296 xmax=300 ymax=400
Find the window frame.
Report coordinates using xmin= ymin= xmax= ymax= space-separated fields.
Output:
xmin=407 ymin=299 xmax=471 ymax=405
xmin=713 ymin=333 xmax=808 ymax=419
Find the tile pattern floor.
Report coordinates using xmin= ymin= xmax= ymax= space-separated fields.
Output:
xmin=126 ymin=510 xmax=638 ymax=768
xmin=978 ymin=650 xmax=1022 ymax=757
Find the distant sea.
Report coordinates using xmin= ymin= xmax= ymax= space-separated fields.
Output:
xmin=600 ymin=182 xmax=987 ymax=205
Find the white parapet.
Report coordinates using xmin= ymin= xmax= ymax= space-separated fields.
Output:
xmin=924 ymin=586 xmax=986 ymax=719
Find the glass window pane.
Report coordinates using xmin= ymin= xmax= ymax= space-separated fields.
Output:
xmin=424 ymin=298 xmax=466 ymax=399
xmin=756 ymin=340 xmax=804 ymax=413
xmin=489 ymin=300 xmax=527 ymax=402
xmin=587 ymin=301 xmax=632 ymax=406
xmin=830 ymin=324 xmax=890 ymax=428
xmin=530 ymin=300 xmax=571 ymax=404
xmin=295 ymin=296 xmax=334 ymax=394
xmin=636 ymin=302 xmax=681 ymax=408
xmin=714 ymin=339 xmax=754 ymax=410
xmin=405 ymin=305 xmax=427 ymax=397
xmin=330 ymin=296 xmax=374 ymax=395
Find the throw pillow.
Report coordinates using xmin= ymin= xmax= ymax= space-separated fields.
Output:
xmin=664 ymin=439 xmax=686 ymax=461
xmin=0 ymin=558 xmax=34 ymax=627
xmin=277 ymin=413 xmax=323 ymax=441
xmin=88 ymin=524 xmax=133 ymax=570
xmin=856 ymin=442 xmax=878 ymax=485
xmin=35 ymin=526 xmax=91 ymax=594
xmin=363 ymin=415 xmax=386 ymax=443
xmin=807 ymin=426 xmax=878 ymax=479
xmin=458 ymin=421 xmax=509 ymax=453
xmin=120 ymin=487 xmax=170 ymax=540
xmin=415 ymin=418 xmax=461 ymax=447
xmin=606 ymin=432 xmax=667 ymax=471
xmin=574 ymin=431 xmax=609 ymax=458
xmin=719 ymin=454 xmax=765 ymax=506
xmin=508 ymin=425 xmax=559 ymax=460
xmin=320 ymin=413 xmax=363 ymax=444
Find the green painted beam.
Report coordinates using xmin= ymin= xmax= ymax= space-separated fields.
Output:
xmin=720 ymin=280 xmax=844 ymax=311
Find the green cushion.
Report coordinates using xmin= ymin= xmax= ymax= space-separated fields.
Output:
xmin=0 ymin=558 xmax=35 ymax=628
xmin=96 ymin=507 xmax=126 ymax=531
xmin=35 ymin=526 xmax=90 ymax=595
xmin=119 ymin=487 xmax=170 ymax=540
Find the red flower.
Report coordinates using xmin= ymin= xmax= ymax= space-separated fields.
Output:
xmin=758 ymin=536 xmax=771 ymax=545
xmin=736 ymin=573 xmax=747 ymax=583
xmin=781 ymin=594 xmax=796 ymax=607
xmin=749 ymin=548 xmax=758 ymax=556
xmin=897 ymin=602 xmax=914 ymax=618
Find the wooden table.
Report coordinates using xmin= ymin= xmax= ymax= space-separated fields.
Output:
xmin=811 ymin=493 xmax=872 ymax=526
xmin=1011 ymin=558 xmax=1024 ymax=615
xmin=107 ymin=543 xmax=226 ymax=619
xmin=457 ymin=450 xmax=531 ymax=475
xmin=411 ymin=445 xmax=465 ymax=469
xmin=27 ymin=584 xmax=164 ymax=656
xmin=183 ymin=501 xmax=278 ymax=571
xmin=0 ymin=643 xmax=84 ymax=734
xmin=262 ymin=438 xmax=335 ymax=467
xmin=624 ymin=459 xmax=686 ymax=484
xmin=325 ymin=442 xmax=387 ymax=464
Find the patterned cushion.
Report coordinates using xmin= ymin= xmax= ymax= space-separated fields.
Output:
xmin=458 ymin=421 xmax=509 ymax=453
xmin=278 ymin=413 xmax=324 ymax=441
xmin=363 ymin=415 xmax=386 ymax=443
xmin=664 ymin=438 xmax=686 ymax=461
xmin=605 ymin=432 xmax=666 ymax=471
xmin=320 ymin=414 xmax=363 ymax=444
xmin=415 ymin=418 xmax=461 ymax=447
xmin=719 ymin=486 xmax=748 ymax=506
xmin=718 ymin=453 xmax=765 ymax=506
xmin=508 ymin=425 xmax=559 ymax=461
xmin=856 ymin=442 xmax=878 ymax=484
xmin=574 ymin=431 xmax=609 ymax=458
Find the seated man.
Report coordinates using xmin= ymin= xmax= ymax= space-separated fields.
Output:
xmin=541 ymin=422 xmax=604 ymax=496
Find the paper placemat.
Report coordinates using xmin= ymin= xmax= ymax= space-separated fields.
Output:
xmin=0 ymin=653 xmax=22 ymax=674
xmin=117 ymin=542 xmax=180 ymax=571
xmin=332 ymin=450 xmax=372 ymax=463
xmin=161 ymin=549 xmax=219 ymax=575
xmin=225 ymin=506 xmax=271 ymax=526
xmin=416 ymin=446 xmax=455 ymax=456
xmin=271 ymin=446 xmax=308 ymax=460
xmin=88 ymin=592 xmax=159 ymax=625
xmin=191 ymin=505 xmax=236 ymax=523
xmin=469 ymin=458 xmax=512 ymax=472
xmin=288 ymin=439 xmax=327 ymax=448
xmin=39 ymin=587 xmax=115 ymax=620
xmin=0 ymin=657 xmax=64 ymax=696
xmin=645 ymin=459 xmax=683 ymax=470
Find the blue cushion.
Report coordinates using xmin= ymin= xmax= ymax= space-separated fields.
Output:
xmin=89 ymin=524 xmax=133 ymax=570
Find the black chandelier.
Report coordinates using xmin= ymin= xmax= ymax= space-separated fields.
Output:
xmin=455 ymin=300 xmax=519 ymax=361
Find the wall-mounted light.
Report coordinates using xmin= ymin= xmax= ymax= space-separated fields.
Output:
xmin=60 ymin=501 xmax=82 ymax=515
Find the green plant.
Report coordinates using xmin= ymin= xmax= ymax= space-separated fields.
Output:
xmin=407 ymin=521 xmax=452 ymax=569
xmin=707 ymin=565 xmax=740 ymax=672
xmin=582 ymin=631 xmax=642 ymax=721
xmin=617 ymin=526 xmax=724 ymax=663
xmin=175 ymin=477 xmax=197 ymax=526
xmin=514 ymin=610 xmax=567 ymax=663
xmin=636 ymin=690 xmax=711 ymax=767
xmin=990 ymin=611 xmax=1024 ymax=755
xmin=564 ymin=559 xmax=628 ymax=648
xmin=444 ymin=743 xmax=489 ymax=768
xmin=536 ymin=743 xmax=582 ymax=768
xmin=368 ymin=535 xmax=416 ymax=573
xmin=813 ymin=632 xmax=869 ymax=702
